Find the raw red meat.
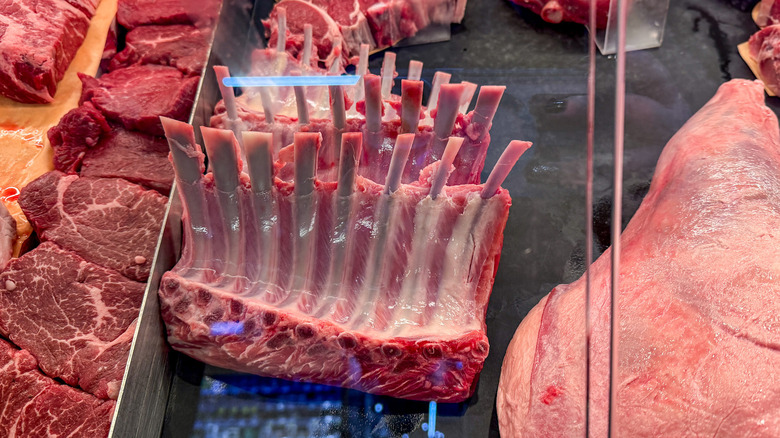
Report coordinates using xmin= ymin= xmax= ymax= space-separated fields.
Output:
xmin=264 ymin=0 xmax=346 ymax=70
xmin=160 ymin=83 xmax=528 ymax=403
xmin=108 ymin=24 xmax=211 ymax=76
xmin=508 ymin=0 xmax=611 ymax=28
xmin=80 ymin=128 xmax=174 ymax=195
xmin=0 ymin=0 xmax=98 ymax=103
xmin=0 ymin=338 xmax=115 ymax=437
xmin=48 ymin=104 xmax=173 ymax=194
xmin=49 ymin=102 xmax=111 ymax=173
xmin=79 ymin=64 xmax=198 ymax=136
xmin=0 ymin=203 xmax=13 ymax=270
xmin=264 ymin=0 xmax=467 ymax=62
xmin=18 ymin=171 xmax=168 ymax=282
xmin=757 ymin=0 xmax=780 ymax=27
xmin=312 ymin=0 xmax=375 ymax=53
xmin=497 ymin=80 xmax=780 ymax=437
xmin=748 ymin=25 xmax=780 ymax=95
xmin=116 ymin=0 xmax=221 ymax=29
xmin=0 ymin=242 xmax=144 ymax=400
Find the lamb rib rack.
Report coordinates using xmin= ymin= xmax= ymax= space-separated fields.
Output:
xmin=160 ymin=54 xmax=529 ymax=402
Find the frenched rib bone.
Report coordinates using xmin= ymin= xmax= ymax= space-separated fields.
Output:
xmin=161 ymin=57 xmax=529 ymax=401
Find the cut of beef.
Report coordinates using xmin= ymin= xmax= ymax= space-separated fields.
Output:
xmin=0 ymin=0 xmax=99 ymax=103
xmin=116 ymin=0 xmax=222 ymax=29
xmin=0 ymin=242 xmax=144 ymax=400
xmin=48 ymin=103 xmax=174 ymax=194
xmin=757 ymin=0 xmax=780 ymax=26
xmin=497 ymin=80 xmax=780 ymax=437
xmin=80 ymin=128 xmax=174 ymax=195
xmin=18 ymin=171 xmax=168 ymax=282
xmin=0 ymin=338 xmax=115 ymax=437
xmin=0 ymin=203 xmax=13 ymax=270
xmin=160 ymin=97 xmax=528 ymax=402
xmin=49 ymin=102 xmax=111 ymax=173
xmin=108 ymin=24 xmax=211 ymax=76
xmin=79 ymin=64 xmax=198 ymax=136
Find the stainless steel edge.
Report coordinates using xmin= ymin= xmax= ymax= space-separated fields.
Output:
xmin=109 ymin=1 xmax=258 ymax=435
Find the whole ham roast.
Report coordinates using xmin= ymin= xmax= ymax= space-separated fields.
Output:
xmin=497 ymin=79 xmax=780 ymax=437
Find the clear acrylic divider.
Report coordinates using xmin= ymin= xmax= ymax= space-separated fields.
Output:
xmin=592 ymin=0 xmax=670 ymax=55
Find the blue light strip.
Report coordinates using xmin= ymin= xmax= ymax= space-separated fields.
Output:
xmin=428 ymin=401 xmax=437 ymax=438
xmin=222 ymin=75 xmax=361 ymax=88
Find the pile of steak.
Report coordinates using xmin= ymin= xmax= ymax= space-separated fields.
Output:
xmin=263 ymin=0 xmax=467 ymax=69
xmin=497 ymin=80 xmax=780 ymax=436
xmin=0 ymin=338 xmax=114 ymax=437
xmin=159 ymin=51 xmax=529 ymax=402
xmin=0 ymin=0 xmax=219 ymax=434
xmin=0 ymin=0 xmax=99 ymax=103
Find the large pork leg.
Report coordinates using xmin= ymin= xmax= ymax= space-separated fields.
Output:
xmin=497 ymin=79 xmax=780 ymax=437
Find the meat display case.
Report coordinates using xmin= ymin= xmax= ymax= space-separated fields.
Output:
xmin=109 ymin=0 xmax=765 ymax=436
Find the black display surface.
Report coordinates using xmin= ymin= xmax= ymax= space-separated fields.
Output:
xmin=160 ymin=1 xmax=763 ymax=436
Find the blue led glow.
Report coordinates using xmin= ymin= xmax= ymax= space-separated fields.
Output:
xmin=374 ymin=403 xmax=384 ymax=413
xmin=428 ymin=401 xmax=437 ymax=438
xmin=209 ymin=321 xmax=244 ymax=336
xmin=222 ymin=75 xmax=361 ymax=88
xmin=422 ymin=422 xmax=429 ymax=431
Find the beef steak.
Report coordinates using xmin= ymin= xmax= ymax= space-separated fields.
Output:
xmin=497 ymin=80 xmax=780 ymax=436
xmin=49 ymin=102 xmax=111 ymax=173
xmin=18 ymin=171 xmax=167 ymax=282
xmin=0 ymin=338 xmax=115 ymax=437
xmin=79 ymin=64 xmax=198 ymax=136
xmin=80 ymin=127 xmax=174 ymax=195
xmin=116 ymin=0 xmax=221 ymax=29
xmin=0 ymin=242 xmax=144 ymax=400
xmin=0 ymin=0 xmax=98 ymax=103
xmin=108 ymin=24 xmax=211 ymax=76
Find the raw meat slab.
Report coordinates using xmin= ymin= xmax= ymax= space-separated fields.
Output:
xmin=18 ymin=171 xmax=168 ymax=282
xmin=0 ymin=242 xmax=144 ymax=400
xmin=160 ymin=121 xmax=526 ymax=402
xmin=49 ymin=102 xmax=111 ymax=173
xmin=108 ymin=24 xmax=211 ymax=76
xmin=0 ymin=0 xmax=98 ymax=103
xmin=116 ymin=0 xmax=221 ymax=29
xmin=49 ymin=103 xmax=174 ymax=194
xmin=0 ymin=338 xmax=114 ymax=437
xmin=79 ymin=64 xmax=198 ymax=136
xmin=497 ymin=79 xmax=780 ymax=436
xmin=80 ymin=127 xmax=174 ymax=195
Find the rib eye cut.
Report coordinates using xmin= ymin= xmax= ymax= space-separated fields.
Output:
xmin=0 ymin=339 xmax=115 ymax=437
xmin=497 ymin=80 xmax=780 ymax=437
xmin=108 ymin=24 xmax=212 ymax=76
xmin=18 ymin=171 xmax=167 ymax=282
xmin=79 ymin=64 xmax=198 ymax=136
xmin=0 ymin=242 xmax=144 ymax=400
xmin=0 ymin=0 xmax=98 ymax=103
xmin=160 ymin=112 xmax=528 ymax=401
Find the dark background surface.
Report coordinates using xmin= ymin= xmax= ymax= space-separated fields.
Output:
xmin=161 ymin=0 xmax=766 ymax=436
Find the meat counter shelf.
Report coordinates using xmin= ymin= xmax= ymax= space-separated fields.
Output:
xmin=109 ymin=0 xmax=764 ymax=436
